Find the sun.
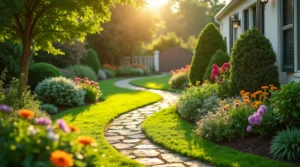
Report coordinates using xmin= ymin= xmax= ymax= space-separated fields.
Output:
xmin=146 ymin=0 xmax=168 ymax=9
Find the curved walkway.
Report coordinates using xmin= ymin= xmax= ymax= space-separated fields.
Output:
xmin=105 ymin=76 xmax=212 ymax=167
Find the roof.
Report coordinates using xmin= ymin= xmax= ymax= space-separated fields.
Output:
xmin=215 ymin=0 xmax=241 ymax=21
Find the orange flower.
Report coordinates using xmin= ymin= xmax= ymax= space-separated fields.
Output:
xmin=262 ymin=86 xmax=269 ymax=90
xmin=240 ymin=90 xmax=245 ymax=95
xmin=50 ymin=150 xmax=74 ymax=167
xmin=269 ymin=84 xmax=274 ymax=87
xmin=18 ymin=109 xmax=34 ymax=119
xmin=270 ymin=86 xmax=278 ymax=91
xmin=262 ymin=92 xmax=269 ymax=97
xmin=244 ymin=99 xmax=250 ymax=104
xmin=243 ymin=96 xmax=250 ymax=101
xmin=77 ymin=136 xmax=94 ymax=146
xmin=250 ymin=93 xmax=257 ymax=98
xmin=256 ymin=91 xmax=263 ymax=94
xmin=69 ymin=125 xmax=79 ymax=133
xmin=244 ymin=92 xmax=251 ymax=96
xmin=225 ymin=104 xmax=230 ymax=109
xmin=234 ymin=100 xmax=241 ymax=104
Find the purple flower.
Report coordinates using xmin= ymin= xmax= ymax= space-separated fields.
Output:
xmin=248 ymin=115 xmax=256 ymax=125
xmin=35 ymin=117 xmax=52 ymax=126
xmin=246 ymin=125 xmax=252 ymax=132
xmin=254 ymin=114 xmax=263 ymax=125
xmin=56 ymin=119 xmax=70 ymax=133
xmin=0 ymin=104 xmax=12 ymax=113
xmin=260 ymin=105 xmax=267 ymax=112
xmin=257 ymin=108 xmax=265 ymax=115
xmin=248 ymin=114 xmax=263 ymax=125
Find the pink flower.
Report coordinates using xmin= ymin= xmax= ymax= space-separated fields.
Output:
xmin=257 ymin=108 xmax=265 ymax=115
xmin=246 ymin=125 xmax=252 ymax=132
xmin=260 ymin=105 xmax=267 ymax=112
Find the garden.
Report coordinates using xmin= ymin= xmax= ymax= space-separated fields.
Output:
xmin=0 ymin=0 xmax=299 ymax=167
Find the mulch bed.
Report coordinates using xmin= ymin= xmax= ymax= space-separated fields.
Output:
xmin=219 ymin=135 xmax=300 ymax=166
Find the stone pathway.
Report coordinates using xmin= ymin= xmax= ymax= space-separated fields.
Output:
xmin=105 ymin=76 xmax=213 ymax=167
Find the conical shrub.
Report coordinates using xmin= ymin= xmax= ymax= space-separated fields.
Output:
xmin=203 ymin=49 xmax=229 ymax=82
xmin=189 ymin=23 xmax=226 ymax=85
xmin=230 ymin=28 xmax=279 ymax=94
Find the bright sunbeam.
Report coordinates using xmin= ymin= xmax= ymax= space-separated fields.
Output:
xmin=146 ymin=0 xmax=168 ymax=9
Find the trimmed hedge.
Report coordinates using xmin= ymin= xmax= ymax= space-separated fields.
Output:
xmin=28 ymin=63 xmax=62 ymax=88
xmin=203 ymin=49 xmax=229 ymax=82
xmin=189 ymin=23 xmax=226 ymax=85
xmin=67 ymin=65 xmax=97 ymax=81
xmin=230 ymin=28 xmax=279 ymax=94
xmin=82 ymin=48 xmax=100 ymax=73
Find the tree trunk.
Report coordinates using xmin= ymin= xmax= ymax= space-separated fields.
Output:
xmin=18 ymin=39 xmax=32 ymax=93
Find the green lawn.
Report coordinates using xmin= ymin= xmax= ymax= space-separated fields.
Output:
xmin=130 ymin=74 xmax=183 ymax=93
xmin=142 ymin=106 xmax=296 ymax=167
xmin=52 ymin=78 xmax=161 ymax=167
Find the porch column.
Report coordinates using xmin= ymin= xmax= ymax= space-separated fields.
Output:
xmin=154 ymin=50 xmax=160 ymax=72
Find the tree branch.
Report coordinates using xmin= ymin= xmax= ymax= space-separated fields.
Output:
xmin=30 ymin=4 xmax=50 ymax=36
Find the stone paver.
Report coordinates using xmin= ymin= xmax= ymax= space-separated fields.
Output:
xmin=105 ymin=76 xmax=213 ymax=167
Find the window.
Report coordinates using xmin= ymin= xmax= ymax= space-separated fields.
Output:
xmin=244 ymin=9 xmax=249 ymax=31
xmin=282 ymin=0 xmax=294 ymax=72
xmin=252 ymin=6 xmax=256 ymax=28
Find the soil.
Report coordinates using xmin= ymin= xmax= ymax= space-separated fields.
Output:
xmin=219 ymin=135 xmax=300 ymax=166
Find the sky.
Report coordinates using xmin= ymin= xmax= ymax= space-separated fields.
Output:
xmin=146 ymin=0 xmax=230 ymax=9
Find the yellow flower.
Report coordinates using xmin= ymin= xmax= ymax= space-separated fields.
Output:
xmin=69 ymin=125 xmax=79 ymax=133
xmin=50 ymin=150 xmax=74 ymax=167
xmin=234 ymin=100 xmax=241 ymax=104
xmin=196 ymin=81 xmax=201 ymax=86
xmin=188 ymin=83 xmax=192 ymax=87
xmin=204 ymin=80 xmax=210 ymax=84
xmin=225 ymin=104 xmax=230 ymax=109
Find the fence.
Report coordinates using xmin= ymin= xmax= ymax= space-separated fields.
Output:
xmin=123 ymin=55 xmax=156 ymax=70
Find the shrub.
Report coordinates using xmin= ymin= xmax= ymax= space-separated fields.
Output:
xmin=270 ymin=128 xmax=300 ymax=161
xmin=34 ymin=41 xmax=87 ymax=68
xmin=132 ymin=68 xmax=144 ymax=76
xmin=35 ymin=77 xmax=86 ymax=106
xmin=98 ymin=69 xmax=107 ymax=80
xmin=0 ymin=109 xmax=99 ymax=166
xmin=189 ymin=23 xmax=226 ymax=85
xmin=0 ymin=41 xmax=22 ymax=84
xmin=74 ymin=77 xmax=102 ymax=103
xmin=168 ymin=72 xmax=188 ymax=89
xmin=203 ymin=49 xmax=229 ymax=82
xmin=176 ymin=82 xmax=219 ymax=123
xmin=41 ymin=104 xmax=58 ymax=114
xmin=82 ymin=48 xmax=101 ymax=73
xmin=195 ymin=106 xmax=235 ymax=142
xmin=103 ymin=69 xmax=116 ymax=78
xmin=28 ymin=63 xmax=62 ymax=88
xmin=143 ymin=68 xmax=152 ymax=75
xmin=230 ymin=28 xmax=279 ymax=94
xmin=145 ymin=32 xmax=186 ymax=52
xmin=210 ymin=63 xmax=231 ymax=97
xmin=67 ymin=65 xmax=97 ymax=81
xmin=116 ymin=67 xmax=134 ymax=76
xmin=0 ymin=71 xmax=48 ymax=118
xmin=272 ymin=82 xmax=300 ymax=127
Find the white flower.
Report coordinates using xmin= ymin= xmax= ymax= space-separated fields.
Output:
xmin=47 ymin=131 xmax=60 ymax=141
xmin=27 ymin=125 xmax=38 ymax=135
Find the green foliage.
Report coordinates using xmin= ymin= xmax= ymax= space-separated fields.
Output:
xmin=231 ymin=105 xmax=255 ymax=138
xmin=103 ymin=69 xmax=116 ymax=78
xmin=0 ymin=112 xmax=99 ymax=166
xmin=189 ymin=23 xmax=226 ymax=85
xmin=116 ymin=67 xmax=135 ymax=76
xmin=82 ymin=48 xmax=100 ymax=73
xmin=34 ymin=41 xmax=87 ymax=68
xmin=146 ymin=33 xmax=186 ymax=53
xmin=0 ymin=41 xmax=22 ymax=83
xmin=230 ymin=28 xmax=279 ymax=94
xmin=272 ymin=82 xmax=300 ymax=127
xmin=35 ymin=77 xmax=86 ymax=107
xmin=67 ymin=65 xmax=97 ymax=81
xmin=270 ymin=128 xmax=300 ymax=161
xmin=0 ymin=71 xmax=47 ymax=118
xmin=176 ymin=83 xmax=220 ymax=123
xmin=40 ymin=104 xmax=58 ymax=114
xmin=168 ymin=72 xmax=188 ymax=89
xmin=203 ymin=49 xmax=229 ymax=82
xmin=28 ymin=63 xmax=63 ymax=88
xmin=75 ymin=78 xmax=102 ymax=103
xmin=196 ymin=106 xmax=235 ymax=142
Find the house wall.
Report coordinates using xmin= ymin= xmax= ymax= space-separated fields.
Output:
xmin=216 ymin=0 xmax=300 ymax=83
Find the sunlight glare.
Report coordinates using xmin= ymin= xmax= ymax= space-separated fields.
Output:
xmin=146 ymin=0 xmax=168 ymax=9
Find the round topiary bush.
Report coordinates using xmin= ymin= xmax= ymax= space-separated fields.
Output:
xmin=81 ymin=48 xmax=100 ymax=73
xmin=189 ymin=23 xmax=226 ymax=85
xmin=67 ymin=65 xmax=97 ymax=81
xmin=203 ymin=49 xmax=229 ymax=82
xmin=28 ymin=63 xmax=62 ymax=89
xmin=35 ymin=77 xmax=85 ymax=106
xmin=168 ymin=72 xmax=188 ymax=89
xmin=230 ymin=28 xmax=279 ymax=94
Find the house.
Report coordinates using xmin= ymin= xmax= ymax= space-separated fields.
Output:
xmin=215 ymin=0 xmax=300 ymax=83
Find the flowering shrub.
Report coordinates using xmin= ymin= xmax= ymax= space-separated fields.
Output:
xmin=210 ymin=62 xmax=231 ymax=97
xmin=176 ymin=82 xmax=219 ymax=123
xmin=103 ymin=69 xmax=116 ymax=78
xmin=195 ymin=106 xmax=235 ymax=142
xmin=170 ymin=65 xmax=190 ymax=75
xmin=36 ymin=77 xmax=86 ymax=106
xmin=74 ymin=77 xmax=102 ymax=103
xmin=0 ymin=105 xmax=99 ymax=166
xmin=67 ymin=65 xmax=97 ymax=81
xmin=103 ymin=63 xmax=117 ymax=71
